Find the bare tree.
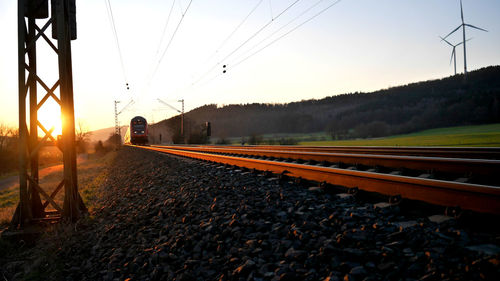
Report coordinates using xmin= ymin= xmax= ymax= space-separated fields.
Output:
xmin=0 ymin=123 xmax=8 ymax=151
xmin=75 ymin=119 xmax=92 ymax=153
xmin=0 ymin=123 xmax=16 ymax=151
xmin=0 ymin=123 xmax=18 ymax=174
xmin=76 ymin=119 xmax=91 ymax=142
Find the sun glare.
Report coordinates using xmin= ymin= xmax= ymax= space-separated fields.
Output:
xmin=37 ymin=101 xmax=63 ymax=137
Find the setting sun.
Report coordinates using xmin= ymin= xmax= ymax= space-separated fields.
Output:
xmin=37 ymin=100 xmax=62 ymax=137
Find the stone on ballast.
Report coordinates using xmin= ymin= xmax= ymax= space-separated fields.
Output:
xmin=428 ymin=215 xmax=453 ymax=224
xmin=466 ymin=244 xmax=500 ymax=256
xmin=392 ymin=220 xmax=418 ymax=230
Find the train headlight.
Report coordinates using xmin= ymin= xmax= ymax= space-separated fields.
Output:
xmin=141 ymin=131 xmax=144 ymax=134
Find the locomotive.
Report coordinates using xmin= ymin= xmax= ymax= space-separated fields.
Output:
xmin=125 ymin=116 xmax=148 ymax=145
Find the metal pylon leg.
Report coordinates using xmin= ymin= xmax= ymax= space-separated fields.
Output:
xmin=11 ymin=0 xmax=86 ymax=228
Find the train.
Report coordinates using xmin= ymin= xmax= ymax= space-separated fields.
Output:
xmin=124 ymin=116 xmax=149 ymax=145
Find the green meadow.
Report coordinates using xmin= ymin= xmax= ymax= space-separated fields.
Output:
xmin=299 ymin=123 xmax=500 ymax=147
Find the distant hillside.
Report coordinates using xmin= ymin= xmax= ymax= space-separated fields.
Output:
xmin=151 ymin=66 xmax=500 ymax=143
xmin=89 ymin=126 xmax=127 ymax=143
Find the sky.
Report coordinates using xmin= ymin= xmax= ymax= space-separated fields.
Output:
xmin=0 ymin=0 xmax=499 ymax=132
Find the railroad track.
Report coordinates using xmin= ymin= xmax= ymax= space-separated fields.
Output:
xmin=191 ymin=145 xmax=500 ymax=159
xmin=134 ymin=145 xmax=500 ymax=215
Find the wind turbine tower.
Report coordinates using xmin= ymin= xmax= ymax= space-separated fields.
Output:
xmin=442 ymin=0 xmax=487 ymax=80
xmin=440 ymin=37 xmax=470 ymax=76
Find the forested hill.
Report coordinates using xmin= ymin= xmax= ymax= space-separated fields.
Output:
xmin=157 ymin=66 xmax=500 ymax=142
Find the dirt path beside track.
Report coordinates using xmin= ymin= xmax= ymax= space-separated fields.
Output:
xmin=0 ymin=155 xmax=90 ymax=192
xmin=0 ymin=164 xmax=63 ymax=192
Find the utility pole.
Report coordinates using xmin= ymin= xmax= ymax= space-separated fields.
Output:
xmin=157 ymin=98 xmax=184 ymax=143
xmin=114 ymin=100 xmax=121 ymax=147
xmin=11 ymin=0 xmax=86 ymax=227
xmin=114 ymin=99 xmax=134 ymax=146
xmin=178 ymin=99 xmax=184 ymax=143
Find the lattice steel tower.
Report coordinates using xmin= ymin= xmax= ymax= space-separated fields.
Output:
xmin=114 ymin=100 xmax=121 ymax=145
xmin=11 ymin=0 xmax=86 ymax=227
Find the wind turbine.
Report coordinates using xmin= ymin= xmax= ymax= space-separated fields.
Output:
xmin=440 ymin=36 xmax=471 ymax=75
xmin=442 ymin=0 xmax=487 ymax=80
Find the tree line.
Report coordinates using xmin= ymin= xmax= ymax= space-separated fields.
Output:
xmin=0 ymin=124 xmax=18 ymax=174
xmin=155 ymin=66 xmax=500 ymax=142
xmin=0 ymin=121 xmax=95 ymax=176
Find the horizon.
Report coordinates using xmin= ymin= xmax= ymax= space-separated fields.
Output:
xmin=93 ymin=65 xmax=499 ymax=132
xmin=1 ymin=0 xmax=500 ymax=132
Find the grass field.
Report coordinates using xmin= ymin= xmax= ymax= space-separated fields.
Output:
xmin=0 ymin=152 xmax=116 ymax=226
xmin=299 ymin=123 xmax=500 ymax=147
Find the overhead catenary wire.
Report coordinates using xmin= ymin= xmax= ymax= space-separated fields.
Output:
xmin=118 ymin=99 xmax=135 ymax=115
xmin=193 ymin=0 xmax=343 ymax=89
xmin=157 ymin=98 xmax=181 ymax=113
xmin=268 ymin=0 xmax=274 ymax=20
xmin=156 ymin=0 xmax=177 ymax=55
xmin=231 ymin=0 xmax=343 ymax=70
xmin=104 ymin=0 xmax=129 ymax=90
xmin=218 ymin=0 xmax=301 ymax=63
xmin=229 ymin=0 xmax=329 ymax=67
xmin=146 ymin=0 xmax=265 ymax=99
xmin=141 ymin=0 xmax=341 ymax=105
xmin=191 ymin=0 xmax=302 ymax=86
xmin=189 ymin=0 xmax=263 ymax=86
xmin=149 ymin=0 xmax=194 ymax=84
xmin=205 ymin=0 xmax=264 ymax=64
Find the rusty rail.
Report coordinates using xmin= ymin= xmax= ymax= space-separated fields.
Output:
xmin=136 ymin=145 xmax=500 ymax=215
xmin=192 ymin=145 xmax=500 ymax=159
xmin=151 ymin=145 xmax=500 ymax=177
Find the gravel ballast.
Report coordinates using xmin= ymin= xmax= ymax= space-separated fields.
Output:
xmin=2 ymin=147 xmax=499 ymax=280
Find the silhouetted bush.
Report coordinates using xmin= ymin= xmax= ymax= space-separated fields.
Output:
xmin=353 ymin=121 xmax=391 ymax=138
xmin=94 ymin=140 xmax=109 ymax=155
xmin=216 ymin=138 xmax=230 ymax=145
xmin=248 ymin=134 xmax=263 ymax=145
xmin=278 ymin=138 xmax=298 ymax=145
xmin=266 ymin=139 xmax=277 ymax=145
xmin=0 ymin=137 xmax=18 ymax=175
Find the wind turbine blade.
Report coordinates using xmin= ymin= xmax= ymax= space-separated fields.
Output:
xmin=439 ymin=36 xmax=453 ymax=47
xmin=464 ymin=24 xmax=488 ymax=32
xmin=456 ymin=37 xmax=472 ymax=47
xmin=450 ymin=49 xmax=455 ymax=66
xmin=443 ymin=25 xmax=462 ymax=40
xmin=460 ymin=0 xmax=464 ymax=23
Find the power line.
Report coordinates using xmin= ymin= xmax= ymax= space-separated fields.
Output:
xmin=192 ymin=0 xmax=342 ymax=90
xmin=105 ymin=0 xmax=129 ymax=90
xmin=143 ymin=0 xmax=178 ymax=97
xmin=154 ymin=0 xmax=342 ymax=99
xmin=149 ymin=0 xmax=194 ymax=84
xmin=268 ymin=0 xmax=274 ymax=20
xmin=230 ymin=0 xmax=329 ymax=66
xmin=156 ymin=0 xmax=177 ymax=55
xmin=209 ymin=0 xmax=264 ymax=62
xmin=190 ymin=0 xmax=263 ymax=87
xmin=220 ymin=0 xmax=301 ymax=64
xmin=191 ymin=0 xmax=302 ymax=86
xmin=231 ymin=0 xmax=343 ymax=70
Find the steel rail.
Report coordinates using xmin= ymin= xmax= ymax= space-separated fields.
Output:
xmin=138 ymin=145 xmax=500 ymax=215
xmin=152 ymin=145 xmax=500 ymax=176
xmin=192 ymin=145 xmax=500 ymax=159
